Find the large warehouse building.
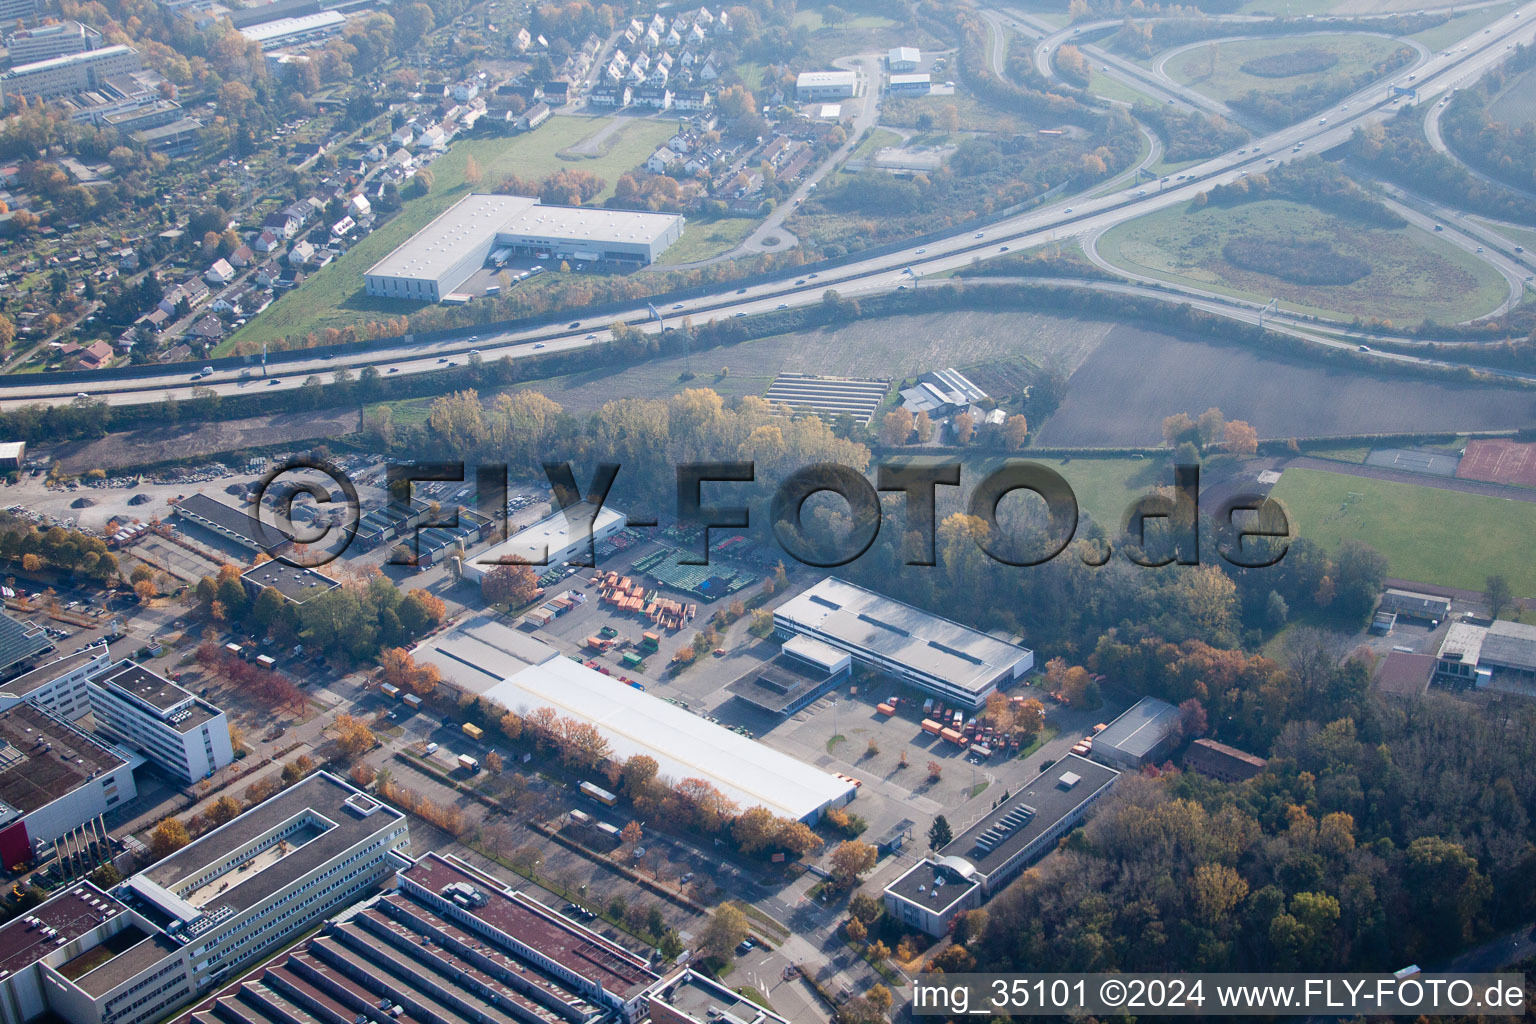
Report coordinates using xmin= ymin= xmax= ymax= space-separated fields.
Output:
xmin=460 ymin=501 xmax=626 ymax=583
xmin=364 ymin=194 xmax=685 ymax=302
xmin=772 ymin=577 xmax=1033 ymax=709
xmin=414 ymin=616 xmax=857 ymax=822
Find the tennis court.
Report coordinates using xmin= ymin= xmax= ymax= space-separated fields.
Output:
xmin=1364 ymin=447 xmax=1461 ymax=477
xmin=1457 ymin=439 xmax=1536 ymax=488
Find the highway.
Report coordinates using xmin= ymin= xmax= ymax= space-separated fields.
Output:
xmin=8 ymin=1 xmax=1535 ymax=410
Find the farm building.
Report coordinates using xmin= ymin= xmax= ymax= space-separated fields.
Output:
xmin=413 ymin=617 xmax=856 ymax=822
xmin=771 ymin=577 xmax=1033 ymax=709
xmin=1092 ymin=697 xmax=1181 ymax=770
xmin=365 ymin=194 xmax=684 ymax=302
xmin=1377 ymin=588 xmax=1452 ymax=622
xmin=461 ymin=502 xmax=625 ymax=583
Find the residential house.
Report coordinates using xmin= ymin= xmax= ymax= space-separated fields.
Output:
xmin=674 ymin=87 xmax=712 ymax=112
xmin=117 ymin=247 xmax=139 ymax=270
xmin=513 ymin=26 xmax=531 ymax=51
xmin=634 ymin=85 xmax=672 ymax=110
xmin=667 ymin=130 xmax=696 ymax=154
xmin=252 ymin=228 xmax=282 ymax=253
xmin=417 ymin=124 xmax=448 ymax=150
xmin=390 ymin=125 xmax=415 ymax=148
xmin=203 ymin=257 xmax=235 ymax=285
xmin=262 ymin=209 xmax=302 ymax=238
xmin=189 ymin=314 xmax=224 ymax=342
xmin=349 ymin=194 xmax=371 ymax=218
xmin=588 ymin=84 xmax=631 ymax=108
xmin=288 ymin=239 xmax=315 ymax=266
xmin=79 ymin=339 xmax=114 ymax=368
xmin=646 ymin=147 xmax=680 ymax=174
xmin=519 ymin=101 xmax=552 ymax=130
xmin=542 ymin=80 xmax=569 ymax=104
xmin=228 ymin=243 xmax=254 ymax=268
xmin=452 ymin=79 xmax=481 ymax=103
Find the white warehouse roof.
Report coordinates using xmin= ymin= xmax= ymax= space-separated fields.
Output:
xmin=466 ymin=503 xmax=625 ymax=577
xmin=797 ymin=70 xmax=857 ymax=87
xmin=417 ymin=618 xmax=855 ymax=822
xmin=774 ymin=578 xmax=1032 ymax=699
xmin=239 ymin=10 xmax=346 ymax=44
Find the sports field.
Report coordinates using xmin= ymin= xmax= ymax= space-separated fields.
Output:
xmin=1096 ymin=198 xmax=1509 ymax=323
xmin=1165 ymin=34 xmax=1410 ymax=104
xmin=1267 ymin=466 xmax=1536 ymax=595
xmin=223 ymin=116 xmax=677 ymax=349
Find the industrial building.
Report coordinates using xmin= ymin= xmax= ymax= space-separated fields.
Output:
xmin=0 ymin=441 xmax=25 ymax=470
xmin=172 ymin=493 xmax=294 ymax=555
xmin=1377 ymin=588 xmax=1452 ymax=622
xmin=89 ymin=661 xmax=234 ymax=783
xmin=727 ymin=635 xmax=850 ymax=716
xmin=238 ymin=10 xmax=346 ymax=50
xmin=460 ymin=502 xmax=626 ymax=583
xmin=4 ymin=21 xmax=102 ymax=64
xmin=0 ymin=646 xmax=111 ymax=719
xmin=887 ymin=46 xmax=921 ymax=71
xmin=364 ymin=194 xmax=685 ymax=302
xmin=0 ymin=774 xmax=409 ymax=1024
xmin=0 ymin=610 xmax=53 ymax=683
xmin=883 ymin=755 xmax=1119 ymax=935
xmin=644 ymin=967 xmax=792 ymax=1024
xmin=1182 ymin=738 xmax=1267 ymax=783
xmin=899 ymin=367 xmax=989 ymax=418
xmin=1435 ymin=618 xmax=1536 ymax=687
xmin=771 ymin=578 xmax=1033 ymax=709
xmin=887 ymin=73 xmax=931 ymax=95
xmin=0 ymin=702 xmax=137 ymax=866
xmin=240 ymin=562 xmax=340 ymax=606
xmin=414 ymin=616 xmax=857 ymax=822
xmin=171 ymin=851 xmax=658 ymax=1024
xmin=0 ymin=44 xmax=140 ymax=106
xmin=795 ymin=70 xmax=857 ymax=100
xmin=1091 ymin=697 xmax=1182 ymax=770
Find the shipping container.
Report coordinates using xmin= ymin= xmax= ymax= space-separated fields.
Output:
xmin=876 ymin=703 xmax=896 ymax=716
xmin=621 ymin=652 xmax=644 ymax=669
xmin=920 ymin=719 xmax=943 ymax=735
xmin=580 ymin=781 xmax=618 ymax=806
xmin=462 ymin=723 xmax=484 ymax=741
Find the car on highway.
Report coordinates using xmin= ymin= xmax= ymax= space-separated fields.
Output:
xmin=1137 ymin=189 xmax=1147 ymax=196
xmin=534 ymin=343 xmax=545 ymax=348
xmin=734 ymin=311 xmax=747 ymax=317
xmin=1358 ymin=345 xmax=1371 ymax=352
xmin=568 ymin=321 xmax=581 ymax=328
xmin=468 ymin=349 xmax=480 ymax=356
xmin=795 ymin=278 xmax=806 ymax=284
xmin=672 ymin=303 xmax=684 ymax=309
xmin=1065 ymin=207 xmax=1073 ymax=213
xmin=1318 ymin=117 xmax=1327 ymax=125
xmin=470 ymin=335 xmax=478 ymax=341
xmin=975 ymin=231 xmax=985 ymax=238
xmin=777 ymin=303 xmax=788 ymax=309
xmin=268 ymin=378 xmax=281 ymax=385
xmin=999 ymin=245 xmax=1010 ymax=251
xmin=1476 ymin=246 xmax=1484 ymax=253
xmin=915 ymin=248 xmax=926 ymax=254
xmin=439 ymin=356 xmax=449 ymax=363
xmin=388 ymin=367 xmax=399 ymax=373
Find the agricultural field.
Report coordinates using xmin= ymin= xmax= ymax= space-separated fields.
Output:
xmin=1407 ymin=3 xmax=1519 ymax=51
xmin=1488 ymin=66 xmax=1536 ymax=126
xmin=1033 ymin=324 xmax=1536 ymax=446
xmin=1164 ymin=33 xmax=1410 ymax=104
xmin=1095 ymin=198 xmax=1509 ymax=322
xmin=1267 ymin=466 xmax=1536 ymax=595
xmin=792 ymin=10 xmax=943 ymax=62
xmin=222 ymin=116 xmax=676 ymax=348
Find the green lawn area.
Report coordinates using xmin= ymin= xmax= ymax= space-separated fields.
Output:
xmin=1408 ymin=3 xmax=1517 ymax=51
xmin=733 ymin=61 xmax=765 ymax=91
xmin=1097 ymin=198 xmax=1509 ymax=323
xmin=1268 ymin=466 xmax=1536 ymax=595
xmin=221 ymin=116 xmax=676 ymax=350
xmin=1050 ymin=457 xmax=1173 ymax=527
xmin=1165 ymin=34 xmax=1409 ymax=105
xmin=1472 ymin=217 xmax=1536 ymax=254
xmin=653 ymin=217 xmax=758 ymax=264
xmin=850 ymin=127 xmax=904 ymax=163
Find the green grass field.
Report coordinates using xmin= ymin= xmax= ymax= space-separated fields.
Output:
xmin=653 ymin=217 xmax=758 ymax=265
xmin=1097 ymin=198 xmax=1509 ymax=323
xmin=1165 ymin=34 xmax=1409 ymax=105
xmin=790 ymin=10 xmax=898 ymax=30
xmin=1488 ymin=66 xmax=1536 ymax=126
xmin=221 ymin=116 xmax=677 ymax=349
xmin=1472 ymin=217 xmax=1536 ymax=253
xmin=1268 ymin=466 xmax=1536 ymax=595
xmin=1085 ymin=68 xmax=1166 ymax=108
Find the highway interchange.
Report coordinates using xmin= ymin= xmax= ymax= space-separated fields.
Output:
xmin=12 ymin=0 xmax=1536 ymax=410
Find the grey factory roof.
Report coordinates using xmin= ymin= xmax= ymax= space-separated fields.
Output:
xmin=884 ymin=858 xmax=980 ymax=914
xmin=1094 ymin=697 xmax=1181 ymax=761
xmin=0 ymin=882 xmax=126 ymax=977
xmin=2 ymin=43 xmax=133 ymax=77
xmin=772 ymin=578 xmax=1031 ymax=696
xmin=241 ymin=562 xmax=341 ymax=604
xmin=942 ymin=754 xmax=1119 ymax=877
xmin=97 ymin=661 xmax=194 ymax=714
xmin=1479 ymin=619 xmax=1536 ymax=672
xmin=238 ymin=10 xmax=345 ymax=43
xmin=173 ymin=492 xmax=292 ymax=551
